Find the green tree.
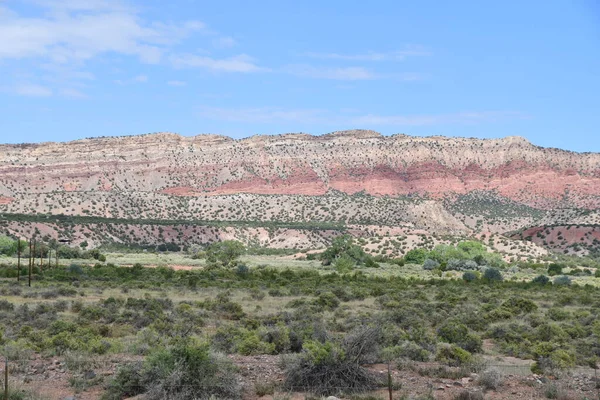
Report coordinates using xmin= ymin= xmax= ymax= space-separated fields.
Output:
xmin=547 ymin=263 xmax=563 ymax=276
xmin=206 ymin=240 xmax=245 ymax=267
xmin=404 ymin=248 xmax=429 ymax=264
xmin=320 ymin=235 xmax=368 ymax=266
xmin=0 ymin=235 xmax=16 ymax=256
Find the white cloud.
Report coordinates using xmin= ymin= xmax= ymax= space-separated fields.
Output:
xmin=196 ymin=106 xmax=528 ymax=126
xmin=59 ymin=88 xmax=87 ymax=98
xmin=212 ymin=36 xmax=237 ymax=48
xmin=0 ymin=1 xmax=205 ymax=64
xmin=285 ymin=65 xmax=376 ymax=80
xmin=167 ymin=80 xmax=187 ymax=86
xmin=114 ymin=74 xmax=149 ymax=85
xmin=304 ymin=46 xmax=431 ymax=61
xmin=170 ymin=53 xmax=266 ymax=73
xmin=14 ymin=83 xmax=53 ymax=97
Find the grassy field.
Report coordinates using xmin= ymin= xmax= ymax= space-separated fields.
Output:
xmin=1 ymin=248 xmax=600 ymax=399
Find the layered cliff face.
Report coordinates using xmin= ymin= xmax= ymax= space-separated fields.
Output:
xmin=1 ymin=130 xmax=599 ymax=207
xmin=0 ymin=130 xmax=599 ymax=242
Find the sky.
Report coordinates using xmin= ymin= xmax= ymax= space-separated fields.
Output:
xmin=0 ymin=0 xmax=599 ymax=152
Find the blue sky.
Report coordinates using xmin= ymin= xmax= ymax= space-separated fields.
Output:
xmin=1 ymin=0 xmax=599 ymax=152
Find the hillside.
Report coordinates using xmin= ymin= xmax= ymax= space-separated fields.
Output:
xmin=0 ymin=130 xmax=599 ymax=255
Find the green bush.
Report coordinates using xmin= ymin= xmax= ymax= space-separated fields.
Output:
xmin=547 ymin=263 xmax=563 ymax=276
xmin=483 ymin=268 xmax=503 ymax=282
xmin=435 ymin=344 xmax=473 ymax=366
xmin=206 ymin=240 xmax=245 ymax=267
xmin=283 ymin=338 xmax=378 ymax=395
xmin=404 ymin=248 xmax=429 ymax=264
xmin=501 ymin=297 xmax=538 ymax=314
xmin=104 ymin=342 xmax=240 ymax=400
xmin=462 ymin=271 xmax=479 ymax=282
xmin=532 ymin=275 xmax=550 ymax=285
xmin=553 ymin=276 xmax=572 ymax=286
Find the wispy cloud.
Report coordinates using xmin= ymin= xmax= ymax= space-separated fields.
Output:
xmin=170 ymin=54 xmax=266 ymax=73
xmin=212 ymin=36 xmax=237 ymax=48
xmin=284 ymin=65 xmax=376 ymax=80
xmin=283 ymin=65 xmax=424 ymax=81
xmin=114 ymin=74 xmax=149 ymax=85
xmin=196 ymin=106 xmax=528 ymax=126
xmin=0 ymin=1 xmax=204 ymax=64
xmin=303 ymin=46 xmax=431 ymax=62
xmin=167 ymin=80 xmax=187 ymax=87
xmin=13 ymin=83 xmax=53 ymax=97
xmin=59 ymin=88 xmax=87 ymax=98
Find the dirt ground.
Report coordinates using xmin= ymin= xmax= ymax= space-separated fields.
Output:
xmin=10 ymin=354 xmax=599 ymax=400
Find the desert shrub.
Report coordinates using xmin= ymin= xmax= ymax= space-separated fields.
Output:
xmin=0 ymin=299 xmax=14 ymax=311
xmin=435 ymin=344 xmax=473 ymax=366
xmin=321 ymin=235 xmax=371 ymax=267
xmin=532 ymin=275 xmax=550 ymax=285
xmin=68 ymin=264 xmax=83 ymax=275
xmin=254 ymin=381 xmax=276 ymax=397
xmin=482 ymin=268 xmax=503 ymax=282
xmin=235 ymin=263 xmax=249 ymax=277
xmin=477 ymin=368 xmax=503 ymax=390
xmin=2 ymin=340 xmax=33 ymax=372
xmin=453 ymin=390 xmax=485 ymax=400
xmin=502 ymin=297 xmax=538 ymax=314
xmin=462 ymin=271 xmax=478 ymax=282
xmin=546 ymin=308 xmax=570 ymax=321
xmin=313 ymin=292 xmax=340 ymax=311
xmin=261 ymin=322 xmax=292 ymax=354
xmin=104 ymin=342 xmax=240 ymax=400
xmin=206 ymin=240 xmax=245 ymax=268
xmin=102 ymin=362 xmax=145 ymax=399
xmin=437 ymin=321 xmax=482 ymax=353
xmin=334 ymin=254 xmax=356 ymax=273
xmin=249 ymin=288 xmax=265 ymax=300
xmin=388 ymin=341 xmax=431 ymax=362
xmin=423 ymin=259 xmax=440 ymax=270
xmin=283 ymin=339 xmax=378 ymax=395
xmin=364 ymin=258 xmax=380 ymax=268
xmin=404 ymin=248 xmax=428 ymax=265
xmin=553 ymin=276 xmax=572 ymax=286
xmin=237 ymin=331 xmax=276 ymax=355
xmin=547 ymin=263 xmax=563 ymax=276
xmin=542 ymin=382 xmax=570 ymax=399
xmin=531 ymin=342 xmax=576 ymax=376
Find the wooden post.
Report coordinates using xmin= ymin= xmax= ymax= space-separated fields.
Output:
xmin=28 ymin=240 xmax=32 ymax=287
xmin=16 ymin=240 xmax=21 ymax=282
xmin=48 ymin=250 xmax=51 ymax=270
xmin=4 ymin=356 xmax=8 ymax=400
xmin=29 ymin=239 xmax=35 ymax=287
xmin=387 ymin=361 xmax=393 ymax=400
xmin=595 ymin=366 xmax=599 ymax=400
xmin=55 ymin=247 xmax=59 ymax=269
